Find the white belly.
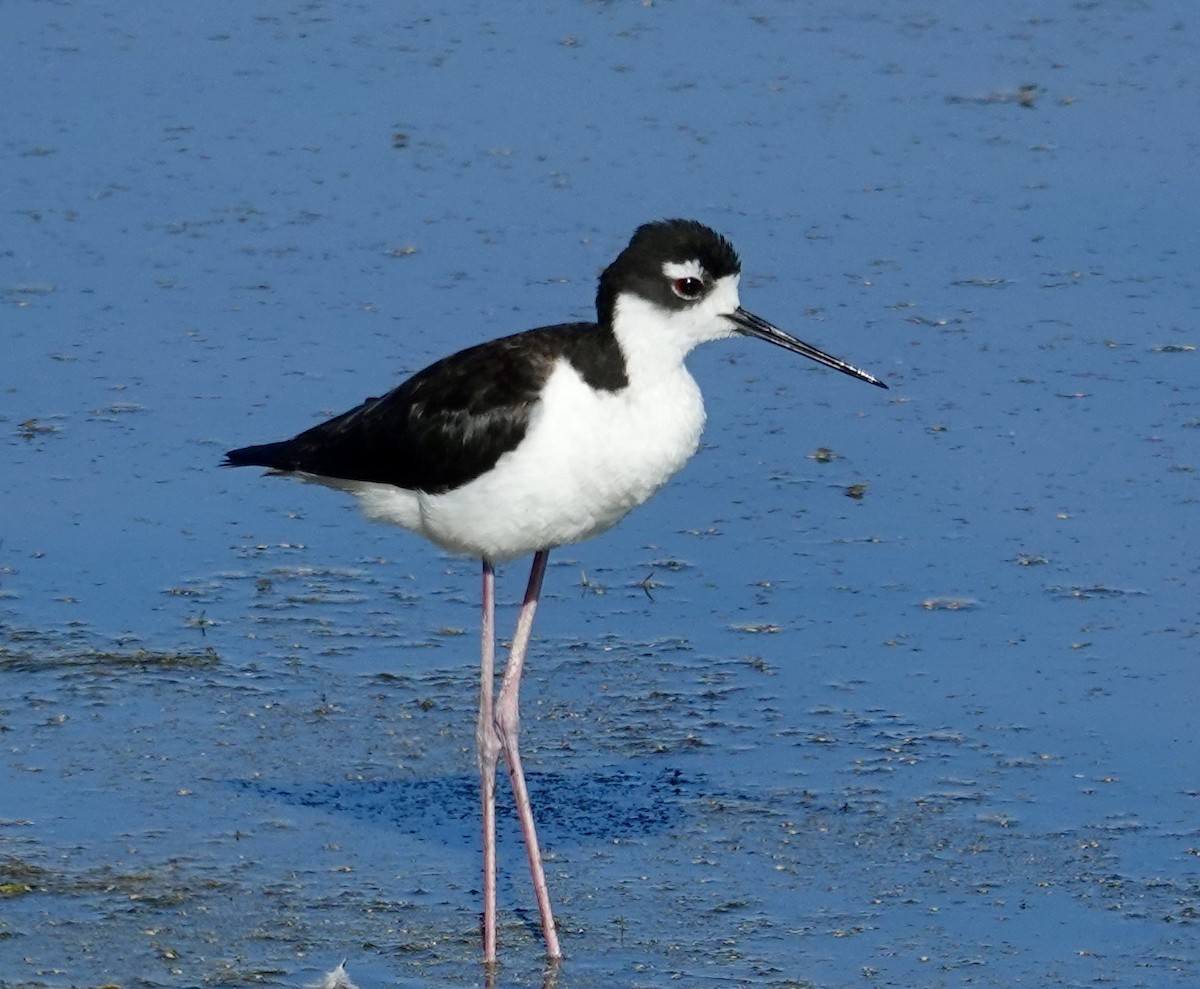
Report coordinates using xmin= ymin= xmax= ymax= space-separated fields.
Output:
xmin=330 ymin=360 xmax=706 ymax=562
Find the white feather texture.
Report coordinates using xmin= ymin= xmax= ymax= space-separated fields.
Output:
xmin=317 ymin=275 xmax=743 ymax=562
xmin=306 ymin=962 xmax=358 ymax=989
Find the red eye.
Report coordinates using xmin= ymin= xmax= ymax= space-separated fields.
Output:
xmin=671 ymin=276 xmax=704 ymax=300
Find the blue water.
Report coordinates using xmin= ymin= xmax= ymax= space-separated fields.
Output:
xmin=2 ymin=2 xmax=1197 ymax=987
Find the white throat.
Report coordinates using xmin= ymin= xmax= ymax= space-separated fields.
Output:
xmin=610 ymin=272 xmax=742 ymax=376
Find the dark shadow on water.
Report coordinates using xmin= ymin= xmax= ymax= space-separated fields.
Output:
xmin=234 ymin=766 xmax=696 ymax=846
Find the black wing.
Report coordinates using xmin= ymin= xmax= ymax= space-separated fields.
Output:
xmin=224 ymin=322 xmax=621 ymax=494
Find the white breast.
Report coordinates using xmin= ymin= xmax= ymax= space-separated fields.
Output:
xmin=325 ymin=275 xmax=743 ymax=562
xmin=417 ymin=357 xmax=705 ymax=561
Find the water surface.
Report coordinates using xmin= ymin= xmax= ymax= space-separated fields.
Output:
xmin=2 ymin=2 xmax=1196 ymax=987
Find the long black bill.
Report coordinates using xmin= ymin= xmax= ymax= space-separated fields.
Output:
xmin=726 ymin=307 xmax=888 ymax=389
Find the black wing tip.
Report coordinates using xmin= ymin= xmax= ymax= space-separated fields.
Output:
xmin=223 ymin=442 xmax=283 ymax=469
xmin=871 ymin=377 xmax=889 ymax=390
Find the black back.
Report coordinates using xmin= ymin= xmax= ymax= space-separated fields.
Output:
xmin=225 ymin=219 xmax=738 ymax=494
xmin=224 ymin=322 xmax=628 ymax=494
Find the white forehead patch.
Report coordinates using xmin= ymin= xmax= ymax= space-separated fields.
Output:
xmin=708 ymin=272 xmax=741 ymax=314
xmin=662 ymin=259 xmax=707 ymax=281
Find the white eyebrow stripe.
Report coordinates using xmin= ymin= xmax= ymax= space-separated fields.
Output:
xmin=662 ymin=259 xmax=707 ymax=281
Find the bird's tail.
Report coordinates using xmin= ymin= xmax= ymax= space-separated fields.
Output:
xmin=222 ymin=440 xmax=298 ymax=470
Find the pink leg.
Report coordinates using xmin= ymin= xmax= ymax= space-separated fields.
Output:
xmin=476 ymin=559 xmax=501 ymax=964
xmin=495 ymin=549 xmax=562 ymax=959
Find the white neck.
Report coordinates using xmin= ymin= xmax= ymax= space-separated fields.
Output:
xmin=610 ymin=273 xmax=742 ymax=377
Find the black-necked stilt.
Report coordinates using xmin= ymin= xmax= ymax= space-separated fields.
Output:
xmin=224 ymin=219 xmax=886 ymax=963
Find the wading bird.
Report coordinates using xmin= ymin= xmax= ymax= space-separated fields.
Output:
xmin=224 ymin=218 xmax=886 ymax=962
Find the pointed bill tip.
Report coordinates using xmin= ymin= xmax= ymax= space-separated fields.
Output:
xmin=727 ymin=308 xmax=888 ymax=390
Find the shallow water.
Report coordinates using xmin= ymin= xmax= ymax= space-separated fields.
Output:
xmin=2 ymin=2 xmax=1197 ymax=987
